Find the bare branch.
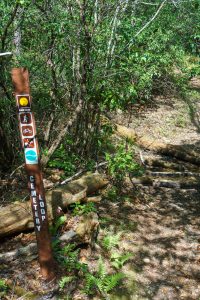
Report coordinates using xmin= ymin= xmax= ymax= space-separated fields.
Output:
xmin=44 ymin=113 xmax=54 ymax=143
xmin=60 ymin=169 xmax=84 ymax=185
xmin=0 ymin=52 xmax=12 ymax=56
xmin=140 ymin=2 xmax=160 ymax=5
xmin=106 ymin=0 xmax=130 ymax=68
xmin=41 ymin=99 xmax=83 ymax=166
xmin=135 ymin=0 xmax=167 ymax=37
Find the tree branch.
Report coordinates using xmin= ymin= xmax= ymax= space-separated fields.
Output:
xmin=41 ymin=100 xmax=83 ymax=166
xmin=0 ymin=52 xmax=12 ymax=56
xmin=135 ymin=0 xmax=167 ymax=37
xmin=1 ymin=3 xmax=19 ymax=51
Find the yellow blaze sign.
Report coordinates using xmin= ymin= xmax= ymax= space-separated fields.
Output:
xmin=19 ymin=97 xmax=29 ymax=106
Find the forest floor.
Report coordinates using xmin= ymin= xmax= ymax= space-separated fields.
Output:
xmin=0 ymin=80 xmax=200 ymax=299
xmin=100 ymin=79 xmax=200 ymax=300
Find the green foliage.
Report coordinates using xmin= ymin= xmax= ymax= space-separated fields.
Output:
xmin=97 ymin=121 xmax=114 ymax=152
xmin=54 ymin=240 xmax=126 ymax=298
xmin=59 ymin=276 xmax=75 ymax=290
xmin=102 ymin=232 xmax=121 ymax=251
xmin=62 ymin=249 xmax=80 ymax=272
xmin=48 ymin=144 xmax=78 ymax=176
xmin=111 ymin=252 xmax=133 ymax=270
xmin=106 ymin=144 xmax=142 ymax=182
xmin=85 ymin=159 xmax=96 ymax=171
xmin=54 ymin=242 xmax=88 ymax=273
xmin=84 ymin=258 xmax=125 ymax=298
xmin=0 ymin=279 xmax=8 ymax=296
xmin=70 ymin=201 xmax=96 ymax=216
xmin=105 ymin=186 xmax=120 ymax=202
xmin=50 ymin=215 xmax=67 ymax=236
xmin=52 ymin=238 xmax=61 ymax=253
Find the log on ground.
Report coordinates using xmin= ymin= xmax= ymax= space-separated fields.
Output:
xmin=116 ymin=124 xmax=200 ymax=166
xmin=146 ymin=171 xmax=200 ymax=177
xmin=143 ymin=156 xmax=200 ymax=172
xmin=0 ymin=212 xmax=99 ymax=263
xmin=131 ymin=176 xmax=200 ymax=189
xmin=0 ymin=173 xmax=108 ymax=238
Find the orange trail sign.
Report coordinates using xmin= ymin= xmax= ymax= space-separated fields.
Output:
xmin=11 ymin=68 xmax=55 ymax=281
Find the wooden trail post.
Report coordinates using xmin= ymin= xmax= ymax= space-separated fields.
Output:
xmin=11 ymin=68 xmax=55 ymax=281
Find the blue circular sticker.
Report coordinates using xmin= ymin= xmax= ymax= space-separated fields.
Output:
xmin=25 ymin=149 xmax=38 ymax=164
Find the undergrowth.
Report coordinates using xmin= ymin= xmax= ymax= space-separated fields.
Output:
xmin=50 ymin=212 xmax=132 ymax=299
xmin=84 ymin=258 xmax=125 ymax=299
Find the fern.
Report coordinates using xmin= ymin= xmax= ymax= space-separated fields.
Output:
xmin=52 ymin=238 xmax=61 ymax=252
xmin=97 ymin=257 xmax=107 ymax=279
xmin=70 ymin=201 xmax=96 ymax=216
xmin=84 ymin=258 xmax=125 ymax=298
xmin=84 ymin=273 xmax=97 ymax=295
xmin=103 ymin=273 xmax=125 ymax=292
xmin=62 ymin=243 xmax=76 ymax=255
xmin=111 ymin=252 xmax=133 ymax=269
xmin=102 ymin=232 xmax=121 ymax=250
xmin=53 ymin=238 xmax=88 ymax=275
xmin=0 ymin=279 xmax=8 ymax=292
xmin=59 ymin=276 xmax=75 ymax=290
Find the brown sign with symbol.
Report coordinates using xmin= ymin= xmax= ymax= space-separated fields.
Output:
xmin=22 ymin=125 xmax=33 ymax=136
xmin=23 ymin=138 xmax=35 ymax=148
xmin=20 ymin=113 xmax=32 ymax=124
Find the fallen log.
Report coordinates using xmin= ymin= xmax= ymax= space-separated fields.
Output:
xmin=143 ymin=156 xmax=196 ymax=171
xmin=0 ymin=173 xmax=108 ymax=238
xmin=0 ymin=212 xmax=99 ymax=262
xmin=131 ymin=176 xmax=200 ymax=189
xmin=116 ymin=124 xmax=200 ymax=166
xmin=146 ymin=171 xmax=200 ymax=177
xmin=0 ymin=242 xmax=37 ymax=262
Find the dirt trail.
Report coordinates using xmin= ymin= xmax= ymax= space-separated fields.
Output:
xmin=103 ymin=85 xmax=200 ymax=299
xmin=99 ymin=185 xmax=200 ymax=299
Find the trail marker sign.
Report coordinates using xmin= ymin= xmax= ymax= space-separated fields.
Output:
xmin=12 ymin=68 xmax=55 ymax=281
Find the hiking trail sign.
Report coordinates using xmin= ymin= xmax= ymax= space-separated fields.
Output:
xmin=11 ymin=68 xmax=55 ymax=281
